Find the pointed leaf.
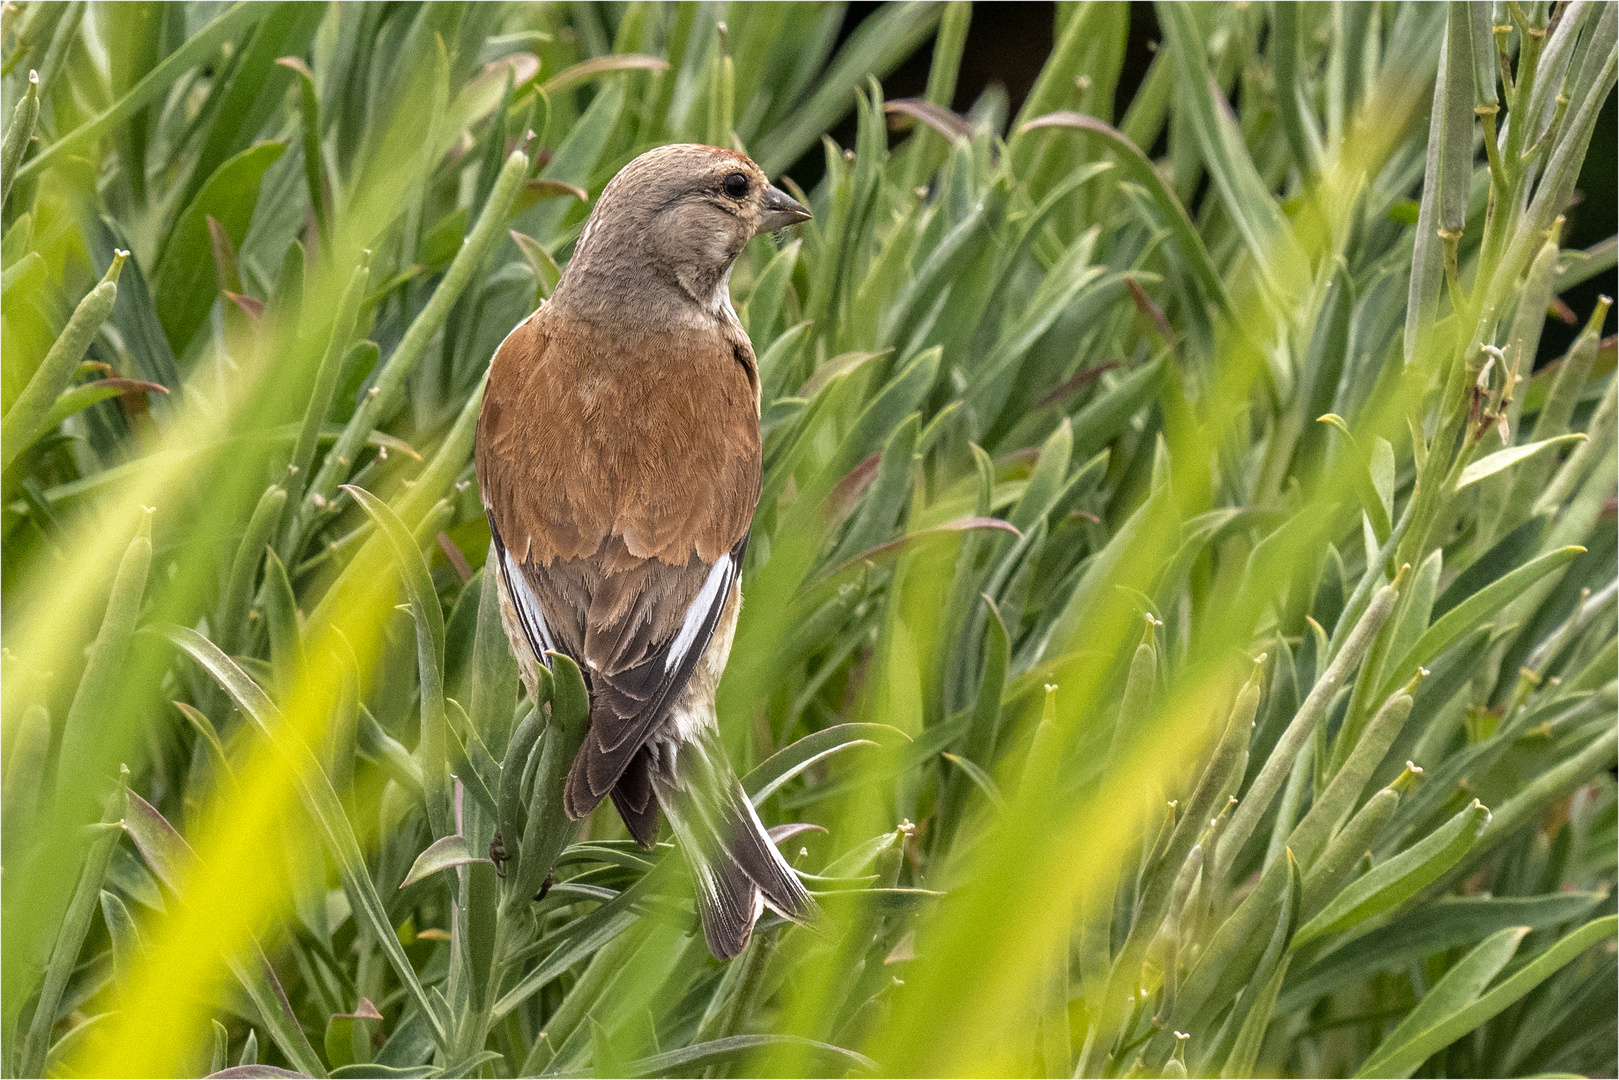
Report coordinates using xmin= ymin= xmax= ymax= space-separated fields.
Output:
xmin=1355 ymin=917 xmax=1618 ymax=1079
xmin=1456 ymin=434 xmax=1588 ymax=489
xmin=400 ymin=835 xmax=492 ymax=890
xmin=743 ymin=723 xmax=912 ymax=804
xmin=1381 ymin=546 xmax=1585 ymax=693
xmin=153 ymin=142 xmax=285 ymax=352
xmin=940 ymin=754 xmax=1007 ymax=815
xmin=42 ymin=378 xmax=168 ymax=430
xmin=540 ymin=54 xmax=670 ymax=97
xmin=122 ymin=789 xmax=326 ymax=1075
xmin=343 ymin=485 xmax=450 ymax=836
xmin=812 ymin=517 xmax=1019 ymax=587
xmin=622 ymin=1034 xmax=877 ymax=1078
xmin=1293 ymin=800 xmax=1491 ymax=947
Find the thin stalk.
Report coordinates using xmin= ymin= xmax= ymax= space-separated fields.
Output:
xmin=1500 ymin=7 xmax=1546 ymax=169
xmin=306 ymin=150 xmax=527 ymax=512
xmin=1478 ymin=106 xmax=1508 ymax=191
xmin=282 ymin=252 xmax=372 ymax=557
xmin=17 ymin=770 xmax=128 ymax=1079
xmin=1520 ymin=92 xmax=1568 ymax=165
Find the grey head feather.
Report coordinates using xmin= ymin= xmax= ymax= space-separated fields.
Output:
xmin=551 ymin=144 xmax=809 ymax=329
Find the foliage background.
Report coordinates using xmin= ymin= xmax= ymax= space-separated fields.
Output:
xmin=0 ymin=2 xmax=1615 ymax=1078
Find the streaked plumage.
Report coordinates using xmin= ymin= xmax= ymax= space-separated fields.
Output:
xmin=475 ymin=144 xmax=816 ymax=958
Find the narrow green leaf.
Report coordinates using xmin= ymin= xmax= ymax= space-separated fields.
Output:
xmin=963 ymin=594 xmax=1009 ymax=770
xmin=312 ymin=149 xmax=527 ymax=508
xmin=219 ymin=486 xmax=287 ymax=656
xmin=1271 ymin=3 xmax=1323 ymax=178
xmin=754 ymin=2 xmax=945 ymax=177
xmin=1045 ymin=114 xmax=1227 ymax=308
xmin=827 ymin=413 xmax=919 ymax=567
xmin=1 ymin=68 xmax=39 ymax=205
xmin=1135 ymin=669 xmax=1262 ymax=973
xmin=284 ymin=252 xmax=371 ymax=543
xmin=400 ymin=835 xmax=492 ymax=890
xmin=205 ymin=1062 xmax=306 ymax=1077
xmin=1 ymin=704 xmax=51 ymax=838
xmin=274 ymin=56 xmax=330 ymax=246
xmin=261 ymin=548 xmax=302 ymax=695
xmin=812 ymin=517 xmax=1020 ymax=587
xmin=181 ymin=4 xmax=321 ymax=211
xmin=492 ymin=876 xmax=647 ymax=1022
xmin=1457 ymin=434 xmax=1588 ymax=489
xmin=1293 ymin=799 xmax=1491 ymax=947
xmin=541 ymin=54 xmax=669 ymax=98
xmin=743 ymin=238 xmax=802 ymax=346
xmin=743 ymin=723 xmax=910 ymax=804
xmin=509 ymin=229 xmax=560 ymax=303
xmin=1472 ymin=728 xmax=1618 ymax=866
xmin=622 ymin=1034 xmax=878 ymax=1078
xmin=1220 ymin=853 xmax=1300 ymax=1077
xmin=1293 ymin=690 xmax=1414 ymax=867
xmin=211 ymin=1020 xmax=229 ymax=1075
xmin=1 ymin=251 xmax=125 ymax=471
xmin=119 ymin=789 xmax=326 ymax=1076
xmin=1404 ymin=4 xmax=1477 ymax=361
xmin=1283 ymin=891 xmax=1605 ymax=1011
xmin=1381 ymin=546 xmax=1585 ymax=693
xmin=1069 ymin=355 xmax=1166 ymax=461
xmin=15 ymin=4 xmax=268 ymax=184
xmin=511 ymin=653 xmax=592 ymax=908
xmin=940 ymin=753 xmax=1006 ymax=815
xmin=173 ymin=701 xmax=237 ymax=792
xmin=157 ymin=626 xmax=450 ymax=1050
xmin=56 ymin=510 xmax=151 ymax=819
xmin=17 ymin=771 xmax=128 ymax=1079
xmin=496 ymin=706 xmax=545 ymax=876
xmin=444 ymin=697 xmax=499 ymax=819
xmin=153 ymin=142 xmax=285 ymax=353
xmin=343 ymin=485 xmax=450 ymax=836
xmin=468 ymin=562 xmax=521 ymax=759
xmin=1220 ymin=581 xmax=1402 ymax=880
xmin=1316 ymin=414 xmax=1393 ymax=543
xmin=39 ymin=378 xmax=167 ymax=433
xmin=356 ymin=705 xmax=423 ymax=798
xmin=1355 ymin=917 xmax=1618 ymax=1079
xmin=1157 ymin=3 xmax=1307 ymax=296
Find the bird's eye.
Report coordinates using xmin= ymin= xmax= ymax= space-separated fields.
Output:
xmin=722 ymin=172 xmax=750 ymax=199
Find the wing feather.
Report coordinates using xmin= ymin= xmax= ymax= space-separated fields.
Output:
xmin=566 ymin=535 xmax=746 ymax=812
xmin=489 ymin=517 xmax=556 ymax=663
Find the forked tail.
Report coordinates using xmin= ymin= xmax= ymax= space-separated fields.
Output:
xmin=654 ymin=727 xmax=819 ymax=959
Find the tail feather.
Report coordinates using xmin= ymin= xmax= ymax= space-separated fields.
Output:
xmin=712 ymin=779 xmax=816 ymax=921
xmin=664 ymin=794 xmax=761 ymax=959
xmin=656 ymin=732 xmax=819 ymax=958
xmin=609 ymin=748 xmax=660 ymax=849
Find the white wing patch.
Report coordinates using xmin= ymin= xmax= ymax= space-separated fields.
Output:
xmin=502 ymin=547 xmax=557 ymax=660
xmin=666 ymin=554 xmax=732 ymax=673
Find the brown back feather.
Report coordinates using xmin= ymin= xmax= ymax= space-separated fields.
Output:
xmin=475 ymin=306 xmax=760 ymax=569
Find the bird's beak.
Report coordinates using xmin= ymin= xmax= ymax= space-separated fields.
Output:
xmin=757 ymin=184 xmax=812 ymax=233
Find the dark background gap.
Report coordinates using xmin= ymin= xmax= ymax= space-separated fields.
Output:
xmin=785 ymin=2 xmax=1616 ymax=369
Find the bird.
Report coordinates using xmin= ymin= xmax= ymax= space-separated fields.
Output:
xmin=474 ymin=143 xmax=818 ymax=959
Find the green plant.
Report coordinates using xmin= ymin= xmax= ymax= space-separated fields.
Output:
xmin=1 ymin=2 xmax=1614 ymax=1077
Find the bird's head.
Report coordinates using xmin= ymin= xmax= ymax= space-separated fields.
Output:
xmin=554 ymin=144 xmax=811 ymax=325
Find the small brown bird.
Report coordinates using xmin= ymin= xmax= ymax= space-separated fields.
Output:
xmin=475 ymin=144 xmax=816 ymax=958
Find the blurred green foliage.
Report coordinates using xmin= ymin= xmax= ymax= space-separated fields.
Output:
xmin=0 ymin=2 xmax=1615 ymax=1078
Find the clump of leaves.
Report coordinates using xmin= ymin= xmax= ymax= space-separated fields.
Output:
xmin=1 ymin=3 xmax=1614 ymax=1079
